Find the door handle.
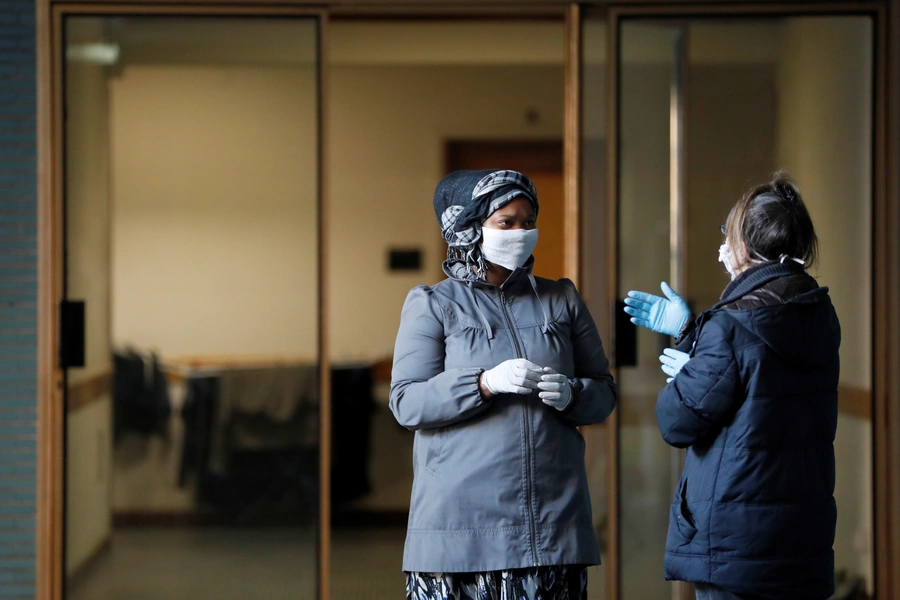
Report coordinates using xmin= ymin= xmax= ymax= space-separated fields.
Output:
xmin=59 ymin=300 xmax=85 ymax=368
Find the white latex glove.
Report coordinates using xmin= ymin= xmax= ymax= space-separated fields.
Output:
xmin=537 ymin=367 xmax=573 ymax=411
xmin=660 ymin=348 xmax=691 ymax=383
xmin=482 ymin=359 xmax=543 ymax=395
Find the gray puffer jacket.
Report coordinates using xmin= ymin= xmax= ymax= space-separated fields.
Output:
xmin=390 ymin=258 xmax=618 ymax=573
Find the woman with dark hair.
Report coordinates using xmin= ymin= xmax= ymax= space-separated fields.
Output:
xmin=623 ymin=172 xmax=840 ymax=600
xmin=390 ymin=169 xmax=618 ymax=600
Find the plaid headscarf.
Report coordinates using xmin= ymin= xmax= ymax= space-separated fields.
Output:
xmin=433 ymin=169 xmax=539 ymax=279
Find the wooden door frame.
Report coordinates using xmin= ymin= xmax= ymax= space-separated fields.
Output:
xmin=605 ymin=2 xmax=900 ymax=599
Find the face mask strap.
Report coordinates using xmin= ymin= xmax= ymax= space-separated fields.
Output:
xmin=718 ymin=243 xmax=738 ymax=281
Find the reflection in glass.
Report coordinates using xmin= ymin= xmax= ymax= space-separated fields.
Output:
xmin=63 ymin=16 xmax=319 ymax=599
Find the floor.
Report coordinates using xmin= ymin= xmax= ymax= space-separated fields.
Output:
xmin=66 ymin=526 xmax=633 ymax=600
xmin=67 ymin=526 xmax=407 ymax=600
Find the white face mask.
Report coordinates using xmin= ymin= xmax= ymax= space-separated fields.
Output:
xmin=480 ymin=227 xmax=539 ymax=271
xmin=718 ymin=243 xmax=738 ymax=280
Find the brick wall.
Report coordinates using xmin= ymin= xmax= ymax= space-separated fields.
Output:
xmin=0 ymin=1 xmax=37 ymax=598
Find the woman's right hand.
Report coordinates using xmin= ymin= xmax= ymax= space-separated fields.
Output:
xmin=480 ymin=359 xmax=543 ymax=397
xmin=623 ymin=281 xmax=691 ymax=337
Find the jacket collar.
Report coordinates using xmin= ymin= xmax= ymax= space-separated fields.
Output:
xmin=714 ymin=260 xmax=807 ymax=309
xmin=441 ymin=256 xmax=550 ymax=340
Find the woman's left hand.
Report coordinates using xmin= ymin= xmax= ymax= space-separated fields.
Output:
xmin=537 ymin=368 xmax=573 ymax=411
xmin=659 ymin=348 xmax=690 ymax=382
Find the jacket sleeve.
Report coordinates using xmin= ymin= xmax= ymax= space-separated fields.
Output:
xmin=389 ymin=286 xmax=491 ymax=431
xmin=558 ymin=279 xmax=618 ymax=427
xmin=674 ymin=316 xmax=698 ymax=352
xmin=655 ymin=316 xmax=741 ymax=448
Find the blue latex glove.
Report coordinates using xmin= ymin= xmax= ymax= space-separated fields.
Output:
xmin=659 ymin=348 xmax=690 ymax=382
xmin=623 ymin=282 xmax=691 ymax=337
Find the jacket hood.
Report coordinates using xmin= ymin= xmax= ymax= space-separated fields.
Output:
xmin=717 ymin=265 xmax=841 ymax=369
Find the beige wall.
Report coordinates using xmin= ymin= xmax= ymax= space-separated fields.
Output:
xmin=64 ymin=43 xmax=113 ymax=575
xmin=687 ymin=64 xmax=777 ymax=311
xmin=776 ymin=16 xmax=873 ymax=389
xmin=109 ymin=65 xmax=319 ymax=359
xmin=776 ymin=16 xmax=874 ymax=589
xmin=66 ymin=399 xmax=112 ymax=576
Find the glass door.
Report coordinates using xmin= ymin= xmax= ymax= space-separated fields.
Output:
xmin=605 ymin=10 xmax=875 ymax=600
xmin=61 ymin=12 xmax=324 ymax=599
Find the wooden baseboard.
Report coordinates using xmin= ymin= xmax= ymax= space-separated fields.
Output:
xmin=112 ymin=509 xmax=408 ymax=529
xmin=616 ymin=383 xmax=871 ymax=426
xmin=66 ymin=371 xmax=111 ymax=412
xmin=838 ymin=383 xmax=871 ymax=420
xmin=112 ymin=510 xmax=317 ymax=528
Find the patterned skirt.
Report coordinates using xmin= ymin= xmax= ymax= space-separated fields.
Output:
xmin=406 ymin=566 xmax=588 ymax=600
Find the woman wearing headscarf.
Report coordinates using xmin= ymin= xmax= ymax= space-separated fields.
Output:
xmin=390 ymin=169 xmax=618 ymax=600
xmin=623 ymin=172 xmax=840 ymax=600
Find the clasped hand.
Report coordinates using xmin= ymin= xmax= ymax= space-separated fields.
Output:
xmin=481 ymin=359 xmax=573 ymax=411
xmin=536 ymin=367 xmax=573 ymax=411
xmin=623 ymin=281 xmax=691 ymax=337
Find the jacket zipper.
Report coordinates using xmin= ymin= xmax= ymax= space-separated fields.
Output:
xmin=499 ymin=289 xmax=540 ymax=566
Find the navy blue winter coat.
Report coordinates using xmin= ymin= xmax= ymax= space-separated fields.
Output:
xmin=657 ymin=261 xmax=840 ymax=600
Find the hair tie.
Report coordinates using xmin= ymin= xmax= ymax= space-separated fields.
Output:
xmin=776 ymin=183 xmax=796 ymax=202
